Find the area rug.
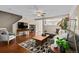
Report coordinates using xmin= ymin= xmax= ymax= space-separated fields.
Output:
xmin=19 ymin=38 xmax=54 ymax=53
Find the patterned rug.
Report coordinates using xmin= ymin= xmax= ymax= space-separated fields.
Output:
xmin=19 ymin=38 xmax=54 ymax=53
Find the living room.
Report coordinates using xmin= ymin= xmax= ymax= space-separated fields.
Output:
xmin=0 ymin=5 xmax=79 ymax=53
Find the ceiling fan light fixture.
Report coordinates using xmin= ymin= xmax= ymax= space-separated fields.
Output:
xmin=36 ymin=10 xmax=46 ymax=17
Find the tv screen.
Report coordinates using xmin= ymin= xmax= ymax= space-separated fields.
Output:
xmin=18 ymin=22 xmax=28 ymax=29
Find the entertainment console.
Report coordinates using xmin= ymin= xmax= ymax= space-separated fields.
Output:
xmin=17 ymin=22 xmax=29 ymax=36
xmin=18 ymin=22 xmax=28 ymax=29
xmin=17 ymin=22 xmax=35 ymax=36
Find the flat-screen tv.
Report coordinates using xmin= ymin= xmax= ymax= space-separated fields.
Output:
xmin=18 ymin=22 xmax=28 ymax=29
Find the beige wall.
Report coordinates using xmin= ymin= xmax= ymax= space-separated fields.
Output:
xmin=0 ymin=11 xmax=22 ymax=32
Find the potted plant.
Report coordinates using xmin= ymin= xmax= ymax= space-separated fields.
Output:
xmin=59 ymin=17 xmax=69 ymax=32
xmin=56 ymin=37 xmax=69 ymax=53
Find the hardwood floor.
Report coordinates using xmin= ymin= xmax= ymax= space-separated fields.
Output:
xmin=0 ymin=32 xmax=35 ymax=53
xmin=16 ymin=32 xmax=35 ymax=43
xmin=0 ymin=41 xmax=27 ymax=53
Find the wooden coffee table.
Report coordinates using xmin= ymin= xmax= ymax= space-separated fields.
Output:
xmin=32 ymin=35 xmax=49 ymax=45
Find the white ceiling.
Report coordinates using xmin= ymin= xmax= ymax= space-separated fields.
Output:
xmin=0 ymin=5 xmax=75 ymax=19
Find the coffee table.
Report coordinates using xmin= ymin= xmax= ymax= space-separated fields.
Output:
xmin=32 ymin=35 xmax=49 ymax=45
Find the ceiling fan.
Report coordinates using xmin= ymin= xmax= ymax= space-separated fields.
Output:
xmin=33 ymin=5 xmax=46 ymax=17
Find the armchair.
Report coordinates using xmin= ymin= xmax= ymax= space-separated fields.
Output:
xmin=0 ymin=28 xmax=16 ymax=45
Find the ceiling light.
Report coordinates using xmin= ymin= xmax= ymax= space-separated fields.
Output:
xmin=36 ymin=10 xmax=46 ymax=17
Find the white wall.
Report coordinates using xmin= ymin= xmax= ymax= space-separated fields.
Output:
xmin=13 ymin=22 xmax=17 ymax=35
xmin=18 ymin=17 xmax=35 ymax=24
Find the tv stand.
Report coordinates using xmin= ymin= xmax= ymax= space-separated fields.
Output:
xmin=17 ymin=29 xmax=29 ymax=36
